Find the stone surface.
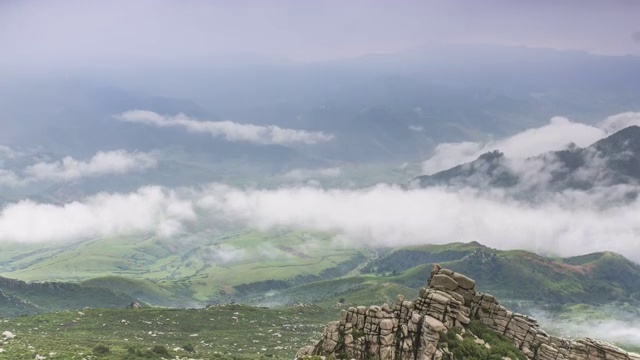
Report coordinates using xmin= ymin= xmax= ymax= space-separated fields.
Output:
xmin=296 ymin=265 xmax=639 ymax=360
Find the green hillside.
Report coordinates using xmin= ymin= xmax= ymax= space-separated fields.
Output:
xmin=0 ymin=230 xmax=369 ymax=305
xmin=364 ymin=244 xmax=640 ymax=305
xmin=2 ymin=239 xmax=639 ymax=314
xmin=0 ymin=276 xmax=134 ymax=317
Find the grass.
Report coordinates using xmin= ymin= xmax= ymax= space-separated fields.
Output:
xmin=0 ymin=305 xmax=337 ymax=360
xmin=441 ymin=320 xmax=526 ymax=360
xmin=257 ymin=275 xmax=418 ymax=308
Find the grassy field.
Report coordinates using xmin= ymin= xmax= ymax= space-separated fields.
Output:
xmin=0 ymin=305 xmax=337 ymax=360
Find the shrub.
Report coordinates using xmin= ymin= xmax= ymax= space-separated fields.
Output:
xmin=92 ymin=344 xmax=110 ymax=355
xmin=151 ymin=345 xmax=170 ymax=357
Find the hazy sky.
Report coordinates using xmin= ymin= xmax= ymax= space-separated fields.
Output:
xmin=1 ymin=0 xmax=639 ymax=69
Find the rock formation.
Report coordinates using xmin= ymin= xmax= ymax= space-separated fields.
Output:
xmin=296 ymin=264 xmax=640 ymax=360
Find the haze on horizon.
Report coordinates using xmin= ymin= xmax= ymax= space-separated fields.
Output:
xmin=1 ymin=0 xmax=640 ymax=70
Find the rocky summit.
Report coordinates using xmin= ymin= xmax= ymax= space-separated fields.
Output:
xmin=296 ymin=265 xmax=640 ymax=360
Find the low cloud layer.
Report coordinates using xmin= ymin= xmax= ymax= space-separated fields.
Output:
xmin=23 ymin=150 xmax=157 ymax=182
xmin=532 ymin=308 xmax=640 ymax=347
xmin=2 ymin=183 xmax=640 ymax=262
xmin=115 ymin=110 xmax=335 ymax=145
xmin=0 ymin=186 xmax=195 ymax=242
xmin=0 ymin=150 xmax=157 ymax=186
xmin=422 ymin=112 xmax=640 ymax=175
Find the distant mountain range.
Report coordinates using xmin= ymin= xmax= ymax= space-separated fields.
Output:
xmin=415 ymin=125 xmax=640 ymax=192
xmin=3 ymin=235 xmax=639 ymax=317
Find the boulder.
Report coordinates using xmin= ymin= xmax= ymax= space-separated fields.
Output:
xmin=430 ymin=274 xmax=459 ymax=290
xmin=452 ymin=273 xmax=476 ymax=290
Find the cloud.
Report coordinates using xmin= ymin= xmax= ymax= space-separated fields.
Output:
xmin=599 ymin=111 xmax=640 ymax=133
xmin=0 ymin=169 xmax=20 ymax=187
xmin=422 ymin=112 xmax=640 ymax=176
xmin=208 ymin=246 xmax=246 ymax=265
xmin=22 ymin=150 xmax=157 ymax=182
xmin=3 ymin=182 xmax=640 ymax=263
xmin=115 ymin=110 xmax=335 ymax=145
xmin=0 ymin=186 xmax=196 ymax=242
xmin=0 ymin=150 xmax=157 ymax=187
xmin=0 ymin=145 xmax=24 ymax=160
xmin=633 ymin=31 xmax=640 ymax=44
xmin=532 ymin=308 xmax=640 ymax=347
xmin=422 ymin=116 xmax=607 ymax=175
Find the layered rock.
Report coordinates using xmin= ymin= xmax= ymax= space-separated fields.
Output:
xmin=296 ymin=265 xmax=640 ymax=360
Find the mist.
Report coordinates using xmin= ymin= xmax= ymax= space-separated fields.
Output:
xmin=0 ymin=150 xmax=157 ymax=186
xmin=2 ymin=181 xmax=640 ymax=262
xmin=531 ymin=308 xmax=640 ymax=347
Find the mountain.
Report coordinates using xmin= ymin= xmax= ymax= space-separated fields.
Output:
xmin=0 ymin=276 xmax=135 ymax=317
xmin=415 ymin=125 xmax=640 ymax=191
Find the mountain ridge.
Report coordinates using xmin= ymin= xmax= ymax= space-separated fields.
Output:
xmin=415 ymin=125 xmax=640 ymax=191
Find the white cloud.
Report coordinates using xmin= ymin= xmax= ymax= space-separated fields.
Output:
xmin=196 ymin=184 xmax=640 ymax=261
xmin=599 ymin=112 xmax=640 ymax=133
xmin=0 ymin=186 xmax=195 ymax=242
xmin=0 ymin=169 xmax=20 ymax=187
xmin=0 ymin=145 xmax=24 ymax=160
xmin=532 ymin=308 xmax=640 ymax=348
xmin=208 ymin=246 xmax=246 ymax=265
xmin=22 ymin=150 xmax=157 ymax=182
xmin=422 ymin=116 xmax=607 ymax=175
xmin=115 ymin=110 xmax=335 ymax=145
xmin=3 ymin=182 xmax=640 ymax=263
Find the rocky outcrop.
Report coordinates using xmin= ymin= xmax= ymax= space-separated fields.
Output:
xmin=296 ymin=265 xmax=640 ymax=360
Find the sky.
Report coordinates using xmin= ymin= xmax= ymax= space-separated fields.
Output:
xmin=1 ymin=0 xmax=639 ymax=69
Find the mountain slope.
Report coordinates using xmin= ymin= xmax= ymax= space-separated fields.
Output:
xmin=244 ymin=242 xmax=640 ymax=308
xmin=0 ymin=276 xmax=135 ymax=317
xmin=363 ymin=243 xmax=640 ymax=305
xmin=0 ymin=230 xmax=370 ymax=306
